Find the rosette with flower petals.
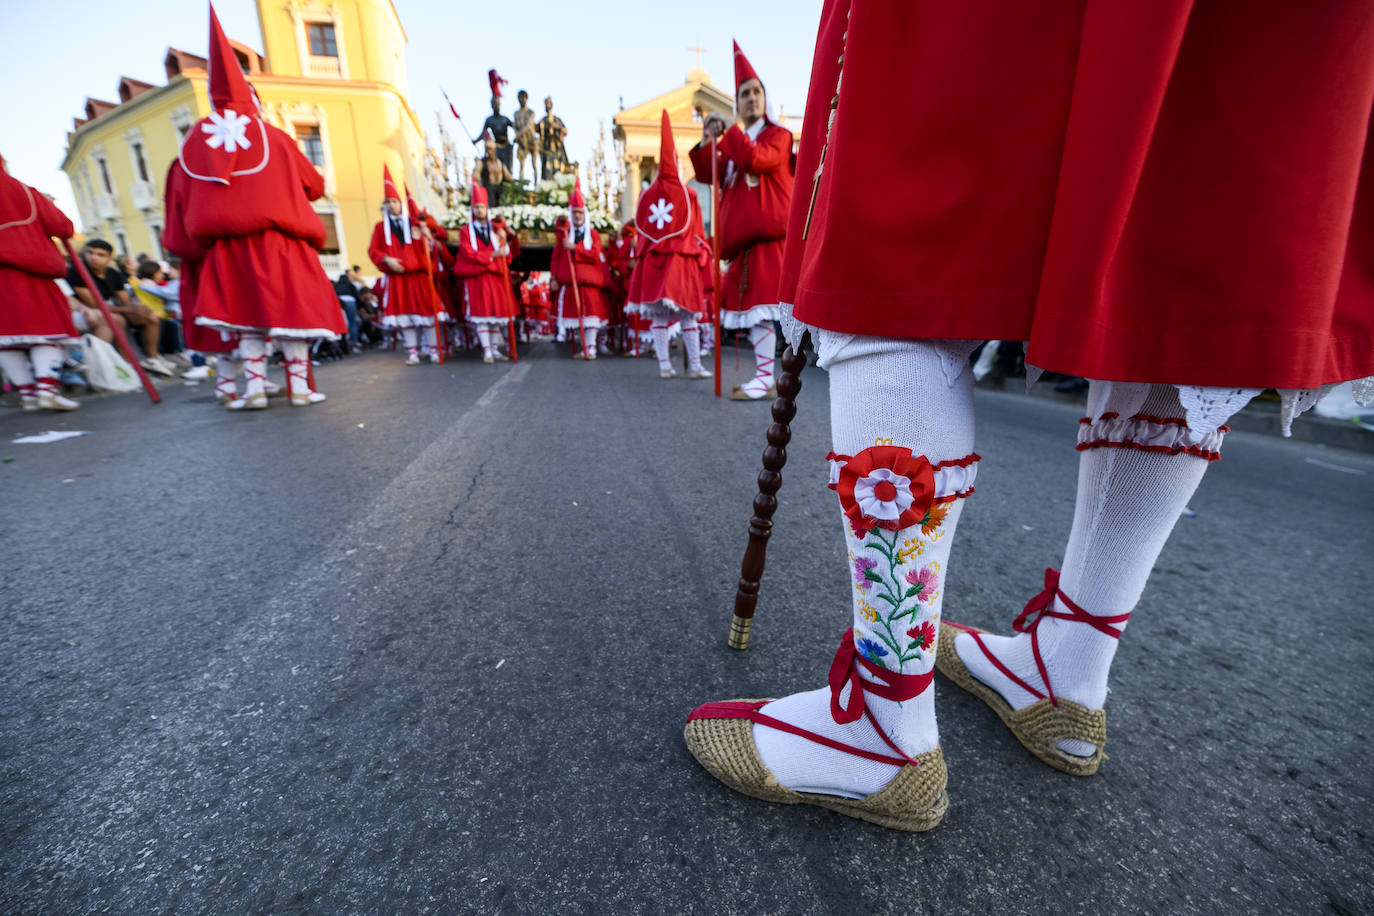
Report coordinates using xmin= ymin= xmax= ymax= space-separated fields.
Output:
xmin=835 ymin=445 xmax=936 ymax=534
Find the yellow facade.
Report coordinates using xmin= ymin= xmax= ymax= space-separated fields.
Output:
xmin=60 ymin=0 xmax=432 ymax=280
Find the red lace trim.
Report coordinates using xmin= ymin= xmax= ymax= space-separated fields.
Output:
xmin=1075 ymin=439 xmax=1223 ymax=462
xmin=687 ymin=628 xmax=933 ymax=768
xmin=948 ymin=568 xmax=1129 ymax=708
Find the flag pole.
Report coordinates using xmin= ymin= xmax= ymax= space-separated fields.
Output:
xmin=710 ymin=135 xmax=723 ymax=397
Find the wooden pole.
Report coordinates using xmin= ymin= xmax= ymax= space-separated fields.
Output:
xmin=62 ymin=239 xmax=161 ymax=404
xmin=711 ymin=136 xmax=723 ymax=397
xmin=728 ymin=335 xmax=808 ymax=650
xmin=565 ymin=238 xmax=587 ymax=358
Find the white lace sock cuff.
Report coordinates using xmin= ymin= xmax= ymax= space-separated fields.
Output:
xmin=827 ymin=451 xmax=980 ymax=500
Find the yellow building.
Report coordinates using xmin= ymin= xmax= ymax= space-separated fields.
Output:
xmin=60 ymin=0 xmax=433 ymax=279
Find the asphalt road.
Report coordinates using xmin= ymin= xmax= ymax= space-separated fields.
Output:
xmin=3 ymin=343 xmax=1371 ymax=915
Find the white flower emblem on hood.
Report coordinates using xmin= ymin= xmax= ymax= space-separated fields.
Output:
xmin=647 ymin=198 xmax=674 ymax=230
xmin=202 ymin=109 xmax=253 ymax=153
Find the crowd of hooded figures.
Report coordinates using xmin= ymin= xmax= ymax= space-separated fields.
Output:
xmin=4 ymin=3 xmax=1373 ymax=835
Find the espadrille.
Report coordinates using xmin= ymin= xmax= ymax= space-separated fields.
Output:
xmin=936 ymin=624 xmax=1108 ymax=775
xmin=684 ymin=629 xmax=949 ymax=831
xmin=685 ymin=700 xmax=949 ymax=831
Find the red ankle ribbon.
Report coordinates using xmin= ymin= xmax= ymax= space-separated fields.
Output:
xmin=952 ymin=568 xmax=1130 ymax=708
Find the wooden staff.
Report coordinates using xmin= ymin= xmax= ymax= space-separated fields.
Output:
xmin=564 ymin=233 xmax=587 ymax=358
xmin=62 ymin=239 xmax=161 ymax=404
xmin=710 ymin=135 xmax=723 ymax=397
xmin=495 ymin=226 xmax=518 ymax=362
xmin=727 ymin=334 xmax=808 ymax=650
xmin=417 ymin=227 xmax=445 ymax=364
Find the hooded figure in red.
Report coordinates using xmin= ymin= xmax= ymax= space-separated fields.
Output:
xmin=611 ymin=221 xmax=652 ymax=356
xmin=684 ymin=2 xmax=1374 ymax=832
xmin=452 ymin=182 xmax=515 ymax=363
xmin=407 ymin=189 xmax=456 ymax=330
xmin=690 ymin=40 xmax=793 ymax=399
xmin=367 ymin=167 xmax=441 ymax=365
xmin=0 ymin=155 xmax=81 ymax=411
xmin=627 ymin=111 xmax=712 ymax=381
xmin=550 ymin=178 xmax=612 ymax=360
xmin=162 ymin=4 xmax=340 ymax=410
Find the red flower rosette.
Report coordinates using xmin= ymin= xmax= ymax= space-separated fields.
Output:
xmin=836 ymin=445 xmax=935 ymax=534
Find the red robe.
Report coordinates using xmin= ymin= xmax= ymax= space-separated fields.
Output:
xmin=0 ymin=167 xmax=79 ymax=345
xmin=452 ymin=222 xmax=515 ymax=322
xmin=368 ymin=218 xmax=437 ymax=325
xmin=627 ymin=224 xmax=705 ymax=321
xmin=690 ymin=121 xmax=792 ymax=324
xmin=551 ymin=226 xmax=612 ymax=327
xmin=163 ymin=124 xmax=343 ymax=338
xmin=159 ymin=160 xmax=230 ymax=353
xmin=783 ymin=0 xmax=1374 ymax=389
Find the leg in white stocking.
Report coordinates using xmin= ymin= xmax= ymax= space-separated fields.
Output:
xmin=31 ymin=345 xmax=77 ymax=410
xmin=732 ymin=322 xmax=777 ymax=400
xmin=401 ymin=327 xmax=421 ymax=365
xmin=750 ymin=333 xmax=976 ymax=797
xmin=477 ymin=326 xmax=495 ymax=362
xmin=582 ymin=327 xmax=598 ymax=359
xmin=215 ymin=354 xmax=240 ymax=404
xmin=680 ymin=316 xmax=710 ymax=378
xmin=282 ymin=339 xmax=325 ymax=406
xmin=0 ymin=349 xmax=38 ymax=410
xmin=948 ymin=382 xmax=1222 ymax=770
xmin=228 ymin=334 xmax=268 ymax=410
xmin=421 ymin=325 xmax=439 ymax=362
xmin=652 ymin=325 xmax=674 ymax=377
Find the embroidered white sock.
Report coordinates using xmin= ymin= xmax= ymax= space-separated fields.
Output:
xmin=737 ymin=322 xmax=777 ymax=397
xmin=681 ymin=316 xmax=704 ymax=372
xmin=582 ymin=327 xmax=597 ymax=357
xmin=215 ymin=355 xmax=239 ymax=401
xmin=281 ymin=340 xmax=311 ymax=396
xmin=753 ymin=332 xmax=976 ymax=798
xmin=421 ymin=325 xmax=438 ymax=360
xmin=652 ymin=325 xmax=673 ymax=372
xmin=239 ymin=334 xmax=267 ymax=398
xmin=955 ymin=383 xmax=1220 ymax=756
xmin=475 ymin=326 xmax=493 ymax=359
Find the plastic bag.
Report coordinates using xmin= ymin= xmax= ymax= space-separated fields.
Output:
xmin=81 ymin=333 xmax=141 ymax=392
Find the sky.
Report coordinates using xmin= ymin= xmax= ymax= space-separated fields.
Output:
xmin=0 ymin=0 xmax=823 ymax=227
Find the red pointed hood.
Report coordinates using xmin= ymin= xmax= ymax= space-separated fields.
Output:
xmin=208 ymin=4 xmax=256 ymax=111
xmin=176 ymin=3 xmax=267 ymax=185
xmin=383 ymin=164 xmax=400 ymax=201
xmin=635 ymin=110 xmax=695 ymax=247
xmin=470 ymin=180 xmax=488 ymax=207
xmin=568 ymin=178 xmax=586 ymax=209
xmin=405 ymin=188 xmax=423 ymax=221
xmin=733 ymin=40 xmax=762 ymax=94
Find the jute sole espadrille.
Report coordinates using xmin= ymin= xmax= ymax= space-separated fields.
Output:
xmin=684 ymin=700 xmax=949 ymax=831
xmin=935 ymin=625 xmax=1107 ymax=776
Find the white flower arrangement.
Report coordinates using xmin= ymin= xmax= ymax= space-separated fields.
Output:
xmin=448 ymin=202 xmax=619 ymax=234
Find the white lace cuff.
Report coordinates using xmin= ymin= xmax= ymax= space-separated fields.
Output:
xmin=1077 ymin=412 xmax=1226 ymax=462
xmin=828 ymin=452 xmax=979 ymax=498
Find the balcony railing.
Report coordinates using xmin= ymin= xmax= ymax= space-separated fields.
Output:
xmin=305 ymin=55 xmax=341 ymax=79
xmin=318 ymin=252 xmax=343 ymax=276
xmin=129 ymin=181 xmax=157 ymax=211
xmin=95 ymin=193 xmax=120 ymax=220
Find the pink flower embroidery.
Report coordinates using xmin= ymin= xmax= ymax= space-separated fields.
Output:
xmin=852 ymin=556 xmax=878 ymax=591
xmin=905 ymin=565 xmax=940 ymax=603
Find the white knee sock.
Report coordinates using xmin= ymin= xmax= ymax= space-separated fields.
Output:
xmin=582 ymin=327 xmax=597 ymax=357
xmin=477 ymin=326 xmax=494 ymax=358
xmin=753 ymin=332 xmax=977 ymax=798
xmin=402 ymin=327 xmax=420 ymax=360
xmin=737 ymin=322 xmax=777 ymax=397
xmin=0 ymin=349 xmax=36 ymax=402
xmin=239 ymin=334 xmax=267 ymax=397
xmin=681 ymin=316 xmax=703 ymax=372
xmin=280 ymin=340 xmax=312 ymax=396
xmin=215 ymin=354 xmax=239 ymax=400
xmin=421 ymin=325 xmax=437 ymax=359
xmin=652 ymin=325 xmax=673 ymax=372
xmin=956 ymin=383 xmax=1221 ymax=755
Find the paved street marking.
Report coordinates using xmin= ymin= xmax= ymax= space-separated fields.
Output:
xmin=1303 ymin=456 xmax=1366 ymax=475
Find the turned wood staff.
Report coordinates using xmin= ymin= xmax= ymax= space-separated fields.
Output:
xmin=711 ymin=134 xmax=723 ymax=397
xmin=727 ymin=333 xmax=808 ymax=650
xmin=564 ymin=233 xmax=587 ymax=357
xmin=62 ymin=239 xmax=161 ymax=404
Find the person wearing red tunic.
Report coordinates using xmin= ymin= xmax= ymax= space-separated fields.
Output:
xmin=628 ymin=112 xmax=713 ymax=381
xmin=685 ymin=2 xmax=1374 ymax=831
xmin=368 ymin=167 xmax=439 ymax=365
xmin=550 ymin=180 xmax=612 ymax=360
xmin=407 ymin=190 xmax=456 ymax=349
xmin=0 ymin=156 xmax=81 ymax=411
xmin=452 ymin=183 xmax=514 ymax=363
xmin=162 ymin=5 xmax=341 ymax=410
xmin=689 ymin=41 xmax=793 ymax=400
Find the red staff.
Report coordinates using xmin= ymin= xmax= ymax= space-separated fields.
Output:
xmin=62 ymin=239 xmax=161 ymax=404
xmin=563 ymin=232 xmax=587 ymax=359
xmin=710 ymin=134 xmax=723 ymax=396
xmin=495 ymin=223 xmax=518 ymax=362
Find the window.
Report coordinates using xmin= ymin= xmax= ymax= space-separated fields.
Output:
xmin=131 ymin=141 xmax=150 ymax=182
xmin=307 ymin=23 xmax=338 ymax=58
xmin=296 ymin=125 xmax=325 ymax=167
xmin=115 ymin=231 xmax=129 ymax=256
xmin=175 ymin=123 xmax=189 ymax=142
xmin=97 ymin=158 xmax=113 ymax=194
xmin=318 ymin=212 xmax=340 ymax=255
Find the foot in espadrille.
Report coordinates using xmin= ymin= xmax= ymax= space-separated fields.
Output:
xmin=685 ymin=631 xmax=949 ymax=832
xmin=685 ymin=335 xmax=982 ymax=825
